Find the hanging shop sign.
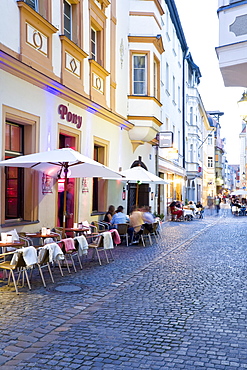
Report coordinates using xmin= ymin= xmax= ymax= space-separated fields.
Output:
xmin=159 ymin=131 xmax=173 ymax=148
xmin=58 ymin=105 xmax=83 ymax=129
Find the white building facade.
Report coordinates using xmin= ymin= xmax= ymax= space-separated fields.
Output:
xmin=0 ymin=0 xmax=218 ymax=234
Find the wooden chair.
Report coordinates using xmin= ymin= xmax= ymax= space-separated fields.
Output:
xmin=58 ymin=238 xmax=77 ymax=273
xmin=151 ymin=221 xmax=161 ymax=243
xmin=115 ymin=223 xmax=129 ymax=246
xmin=88 ymin=232 xmax=114 ymax=265
xmin=0 ymin=247 xmax=37 ymax=294
xmin=37 ymin=247 xmax=55 ymax=287
xmin=140 ymin=226 xmax=153 ymax=247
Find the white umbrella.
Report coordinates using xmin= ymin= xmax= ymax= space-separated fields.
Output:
xmin=230 ymin=189 xmax=247 ymax=196
xmin=115 ymin=166 xmax=169 ymax=184
xmin=0 ymin=148 xmax=123 ymax=232
xmin=104 ymin=166 xmax=168 ymax=204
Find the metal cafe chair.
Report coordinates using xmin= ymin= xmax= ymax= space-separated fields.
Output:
xmin=88 ymin=232 xmax=114 ymax=265
xmin=0 ymin=247 xmax=37 ymax=294
xmin=115 ymin=223 xmax=129 ymax=246
xmin=37 ymin=247 xmax=55 ymax=287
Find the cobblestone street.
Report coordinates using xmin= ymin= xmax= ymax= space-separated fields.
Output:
xmin=1 ymin=207 xmax=247 ymax=369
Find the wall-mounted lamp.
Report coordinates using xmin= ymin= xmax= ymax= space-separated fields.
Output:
xmin=151 ymin=191 xmax=154 ymax=201
xmin=122 ymin=186 xmax=126 ymax=200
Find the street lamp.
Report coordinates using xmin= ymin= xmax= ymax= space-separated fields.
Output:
xmin=238 ymin=91 xmax=247 ymax=121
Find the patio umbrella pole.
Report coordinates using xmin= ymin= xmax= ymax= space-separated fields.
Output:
xmin=136 ymin=183 xmax=139 ymax=205
xmin=62 ymin=163 xmax=69 ymax=238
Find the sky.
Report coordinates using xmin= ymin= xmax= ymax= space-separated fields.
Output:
xmin=175 ymin=0 xmax=244 ymax=164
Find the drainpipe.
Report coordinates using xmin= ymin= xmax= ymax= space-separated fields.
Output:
xmin=182 ymin=47 xmax=189 ymax=169
xmin=182 ymin=48 xmax=189 ymax=202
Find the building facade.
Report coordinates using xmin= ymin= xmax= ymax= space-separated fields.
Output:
xmin=217 ymin=0 xmax=247 ymax=190
xmin=0 ymin=0 xmax=223 ymax=234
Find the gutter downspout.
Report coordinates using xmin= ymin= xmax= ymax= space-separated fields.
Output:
xmin=182 ymin=47 xmax=189 ymax=203
xmin=182 ymin=47 xmax=189 ymax=169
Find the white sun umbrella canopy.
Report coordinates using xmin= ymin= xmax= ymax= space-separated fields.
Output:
xmin=117 ymin=166 xmax=169 ymax=184
xmin=104 ymin=166 xmax=168 ymax=205
xmin=230 ymin=189 xmax=247 ymax=196
xmin=104 ymin=166 xmax=168 ymax=184
xmin=0 ymin=148 xmax=124 ymax=232
xmin=0 ymin=148 xmax=123 ymax=179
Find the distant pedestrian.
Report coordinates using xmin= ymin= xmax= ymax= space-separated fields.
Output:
xmin=207 ymin=195 xmax=214 ymax=215
xmin=215 ymin=196 xmax=221 ymax=214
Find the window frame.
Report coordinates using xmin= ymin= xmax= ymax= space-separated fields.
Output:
xmin=130 ymin=51 xmax=150 ymax=96
xmin=133 ymin=54 xmax=147 ymax=96
xmin=165 ymin=62 xmax=169 ymax=94
xmin=208 ymin=134 xmax=213 ymax=145
xmin=91 ymin=27 xmax=97 ymax=61
xmin=208 ymin=156 xmax=213 ymax=168
xmin=64 ymin=0 xmax=72 ymax=40
xmin=153 ymin=54 xmax=160 ymax=101
xmin=5 ymin=122 xmax=24 ymax=220
xmin=24 ymin=0 xmax=38 ymax=11
xmin=1 ymin=106 xmax=39 ymax=226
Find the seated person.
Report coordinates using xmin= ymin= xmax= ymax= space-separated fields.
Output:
xmin=169 ymin=200 xmax=183 ymax=220
xmin=110 ymin=205 xmax=129 ymax=226
xmin=128 ymin=205 xmax=144 ymax=243
xmin=141 ymin=205 xmax=154 ymax=232
xmin=196 ymin=201 xmax=203 ymax=210
xmin=196 ymin=201 xmax=204 ymax=218
xmin=103 ymin=205 xmax=115 ymax=224
xmin=187 ymin=201 xmax=198 ymax=216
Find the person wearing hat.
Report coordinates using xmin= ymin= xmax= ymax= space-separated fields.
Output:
xmin=110 ymin=205 xmax=129 ymax=226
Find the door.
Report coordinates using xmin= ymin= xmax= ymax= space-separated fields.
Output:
xmin=57 ymin=134 xmax=76 ymax=227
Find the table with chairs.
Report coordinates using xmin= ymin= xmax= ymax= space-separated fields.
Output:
xmin=0 ymin=218 xmax=163 ymax=294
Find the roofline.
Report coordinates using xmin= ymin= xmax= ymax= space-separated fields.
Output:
xmin=165 ymin=0 xmax=188 ymax=52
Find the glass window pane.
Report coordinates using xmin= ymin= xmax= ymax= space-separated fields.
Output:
xmin=134 ymin=56 xmax=145 ymax=68
xmin=64 ymin=1 xmax=70 ymax=17
xmin=6 ymin=199 xmax=18 ymax=218
xmin=5 ymin=123 xmax=10 ymax=151
xmin=25 ymin=0 xmax=37 ymax=10
xmin=11 ymin=125 xmax=21 ymax=152
xmin=7 ymin=167 xmax=18 ymax=179
xmin=134 ymin=82 xmax=145 ymax=95
xmin=134 ymin=69 xmax=145 ymax=82
xmin=6 ymin=179 xmax=18 ymax=198
xmin=91 ymin=29 xmax=96 ymax=42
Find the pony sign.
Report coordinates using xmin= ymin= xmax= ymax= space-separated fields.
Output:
xmin=58 ymin=104 xmax=83 ymax=129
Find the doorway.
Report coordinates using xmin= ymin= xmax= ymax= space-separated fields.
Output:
xmin=57 ymin=133 xmax=76 ymax=227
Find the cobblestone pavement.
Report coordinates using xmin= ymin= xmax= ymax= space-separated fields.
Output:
xmin=1 ymin=205 xmax=247 ymax=369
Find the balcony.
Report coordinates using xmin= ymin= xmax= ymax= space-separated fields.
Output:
xmin=127 ymin=95 xmax=162 ymax=150
xmin=216 ymin=1 xmax=247 ymax=87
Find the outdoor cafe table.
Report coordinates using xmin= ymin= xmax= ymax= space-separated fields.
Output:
xmin=25 ymin=232 xmax=59 ymax=245
xmin=0 ymin=241 xmax=25 ymax=254
xmin=64 ymin=227 xmax=90 ymax=237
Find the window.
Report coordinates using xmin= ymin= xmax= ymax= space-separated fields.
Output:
xmin=153 ymin=59 xmax=157 ymax=98
xmin=133 ymin=55 xmax=146 ymax=95
xmin=5 ymin=122 xmax=24 ymax=220
xmin=64 ymin=0 xmax=71 ymax=40
xmin=24 ymin=0 xmax=38 ymax=11
xmin=166 ymin=62 xmax=169 ymax=92
xmin=24 ymin=0 xmax=49 ymax=20
xmin=93 ymin=143 xmax=107 ymax=212
xmin=178 ymin=86 xmax=181 ymax=110
xmin=91 ymin=28 xmax=97 ymax=61
xmin=90 ymin=23 xmax=103 ymax=65
xmin=172 ymin=76 xmax=175 ymax=102
xmin=208 ymin=134 xmax=213 ymax=145
xmin=178 ymin=130 xmax=181 ymax=154
xmin=208 ymin=156 xmax=213 ymax=168
xmin=189 ymin=107 xmax=193 ymax=125
xmin=189 ymin=144 xmax=193 ymax=162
